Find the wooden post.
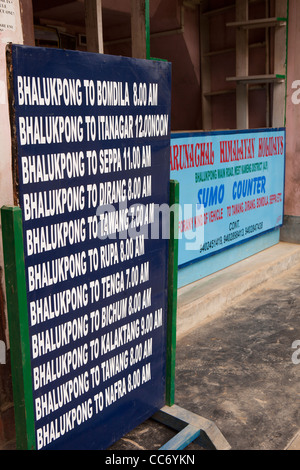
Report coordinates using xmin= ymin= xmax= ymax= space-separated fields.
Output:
xmin=19 ymin=0 xmax=35 ymax=46
xmin=1 ymin=206 xmax=35 ymax=450
xmin=85 ymin=0 xmax=104 ymax=53
xmin=131 ymin=0 xmax=147 ymax=59
xmin=236 ymin=0 xmax=249 ymax=129
xmin=166 ymin=181 xmax=179 ymax=407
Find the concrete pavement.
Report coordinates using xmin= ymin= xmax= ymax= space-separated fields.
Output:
xmin=177 ymin=242 xmax=300 ymax=339
xmin=1 ymin=242 xmax=300 ymax=450
xmin=173 ymin=256 xmax=300 ymax=450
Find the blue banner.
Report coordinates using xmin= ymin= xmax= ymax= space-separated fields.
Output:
xmin=170 ymin=129 xmax=285 ymax=268
xmin=10 ymin=45 xmax=171 ymax=450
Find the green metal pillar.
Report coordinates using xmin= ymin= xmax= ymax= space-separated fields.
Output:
xmin=1 ymin=206 xmax=35 ymax=450
xmin=166 ymin=181 xmax=179 ymax=406
xmin=145 ymin=0 xmax=151 ymax=60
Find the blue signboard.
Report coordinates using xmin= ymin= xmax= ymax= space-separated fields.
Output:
xmin=9 ymin=45 xmax=171 ymax=450
xmin=170 ymin=129 xmax=285 ymax=268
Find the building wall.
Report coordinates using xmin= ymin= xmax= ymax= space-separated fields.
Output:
xmin=104 ymin=1 xmax=202 ymax=131
xmin=151 ymin=5 xmax=201 ymax=131
xmin=0 ymin=0 xmax=25 ymax=445
xmin=281 ymin=0 xmax=300 ymax=242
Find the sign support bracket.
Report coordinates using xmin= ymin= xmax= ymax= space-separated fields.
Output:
xmin=152 ymin=404 xmax=231 ymax=450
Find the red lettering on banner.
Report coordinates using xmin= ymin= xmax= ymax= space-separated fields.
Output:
xmin=257 ymin=196 xmax=269 ymax=208
xmin=220 ymin=139 xmax=255 ymax=163
xmin=245 ymin=199 xmax=256 ymax=212
xmin=179 ymin=218 xmax=193 ymax=233
xmin=269 ymin=193 xmax=282 ymax=204
xmin=170 ymin=142 xmax=214 ymax=171
xmin=232 ymin=203 xmax=244 ymax=215
xmin=193 ymin=214 xmax=204 ymax=228
xmin=258 ymin=137 xmax=284 ymax=157
xmin=209 ymin=209 xmax=223 ymax=223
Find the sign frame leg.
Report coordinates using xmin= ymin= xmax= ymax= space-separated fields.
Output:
xmin=166 ymin=180 xmax=179 ymax=407
xmin=1 ymin=206 xmax=35 ymax=450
